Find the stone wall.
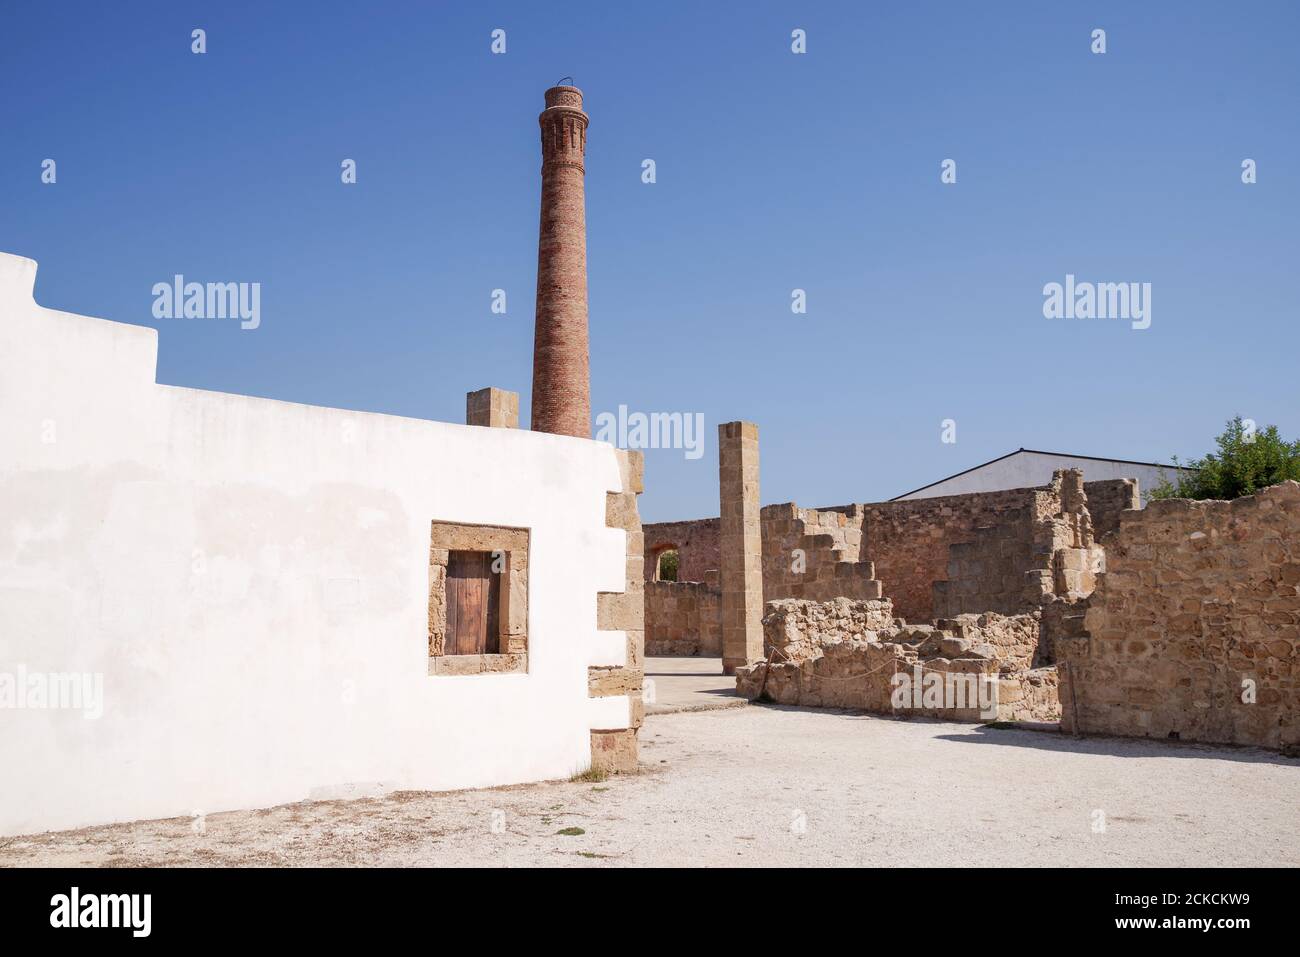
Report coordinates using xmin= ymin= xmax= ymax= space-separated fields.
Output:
xmin=735 ymin=598 xmax=1060 ymax=723
xmin=930 ymin=506 xmax=1038 ymax=618
xmin=644 ymin=580 xmax=721 ymax=656
xmin=859 ymin=487 xmax=1040 ymax=622
xmin=761 ymin=503 xmax=883 ymax=603
xmin=643 ymin=518 xmax=719 ymax=583
xmin=937 ymin=611 xmax=1044 ymax=671
xmin=644 ymin=501 xmax=885 ymax=657
xmin=645 ymin=476 xmax=1135 ymax=657
xmin=1058 ymin=481 xmax=1300 ymax=750
xmin=931 ymin=470 xmax=1107 ymax=619
xmin=1082 ymin=478 xmax=1140 ymax=541
xmin=759 ymin=596 xmax=896 ymax=664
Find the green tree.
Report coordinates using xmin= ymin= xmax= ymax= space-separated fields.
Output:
xmin=657 ymin=549 xmax=679 ymax=582
xmin=1150 ymin=417 xmax=1300 ymax=501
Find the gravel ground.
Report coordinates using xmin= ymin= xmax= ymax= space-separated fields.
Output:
xmin=3 ymin=706 xmax=1297 ymax=867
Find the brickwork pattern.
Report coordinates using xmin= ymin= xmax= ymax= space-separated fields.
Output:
xmin=531 ymin=85 xmax=591 ymax=438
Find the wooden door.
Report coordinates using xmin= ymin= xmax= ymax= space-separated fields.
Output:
xmin=446 ymin=551 xmax=501 ymax=654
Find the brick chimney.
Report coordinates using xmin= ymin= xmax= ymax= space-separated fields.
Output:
xmin=530 ymin=84 xmax=591 ymax=438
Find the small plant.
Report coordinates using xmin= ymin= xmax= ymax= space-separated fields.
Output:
xmin=556 ymin=826 xmax=586 ymax=836
xmin=658 ymin=549 xmax=679 ymax=581
xmin=1150 ymin=417 xmax=1300 ymax=501
xmin=569 ymin=766 xmax=608 ymax=784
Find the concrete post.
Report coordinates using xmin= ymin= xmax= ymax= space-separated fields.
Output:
xmin=719 ymin=421 xmax=763 ymax=674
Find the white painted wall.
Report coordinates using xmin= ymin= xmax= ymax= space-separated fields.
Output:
xmin=0 ymin=252 xmax=632 ymax=837
xmin=895 ymin=450 xmax=1191 ymax=502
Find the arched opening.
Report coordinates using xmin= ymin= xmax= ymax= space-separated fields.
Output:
xmin=653 ymin=546 xmax=679 ymax=582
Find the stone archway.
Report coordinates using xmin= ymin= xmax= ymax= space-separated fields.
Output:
xmin=650 ymin=544 xmax=679 ymax=582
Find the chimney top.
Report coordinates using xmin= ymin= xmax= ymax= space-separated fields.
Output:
xmin=544 ymin=85 xmax=583 ymax=110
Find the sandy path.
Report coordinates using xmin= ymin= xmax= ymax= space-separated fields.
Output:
xmin=3 ymin=706 xmax=1296 ymax=867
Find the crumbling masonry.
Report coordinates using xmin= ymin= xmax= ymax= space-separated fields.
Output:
xmin=647 ymin=469 xmax=1127 ymax=664
xmin=1058 ymin=481 xmax=1300 ymax=750
xmin=650 ymin=446 xmax=1299 ymax=750
xmin=730 ymin=469 xmax=1102 ymax=724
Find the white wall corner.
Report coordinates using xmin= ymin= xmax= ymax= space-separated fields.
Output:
xmin=587 ymin=693 xmax=631 ymax=731
xmin=0 ymin=252 xmax=38 ymax=308
xmin=589 ymin=628 xmax=627 ymax=667
xmin=593 ymin=525 xmax=628 ymax=593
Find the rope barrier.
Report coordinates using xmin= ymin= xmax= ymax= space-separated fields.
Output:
xmin=755 ymin=643 xmax=1001 ymax=683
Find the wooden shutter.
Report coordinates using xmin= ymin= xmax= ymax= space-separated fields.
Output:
xmin=446 ymin=551 xmax=501 ymax=655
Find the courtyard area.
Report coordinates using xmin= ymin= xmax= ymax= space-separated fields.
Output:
xmin=2 ymin=700 xmax=1295 ymax=867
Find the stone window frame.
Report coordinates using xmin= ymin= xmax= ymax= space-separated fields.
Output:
xmin=428 ymin=520 xmax=529 ymax=676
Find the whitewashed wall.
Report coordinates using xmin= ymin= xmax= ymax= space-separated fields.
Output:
xmin=0 ymin=252 xmax=632 ymax=836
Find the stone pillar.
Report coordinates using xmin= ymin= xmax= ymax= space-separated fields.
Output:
xmin=530 ymin=84 xmax=591 ymax=438
xmin=466 ymin=387 xmax=518 ymax=428
xmin=719 ymin=421 xmax=763 ymax=674
xmin=591 ymin=450 xmax=646 ymax=774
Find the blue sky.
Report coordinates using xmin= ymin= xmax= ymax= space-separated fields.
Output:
xmin=3 ymin=1 xmax=1297 ymax=522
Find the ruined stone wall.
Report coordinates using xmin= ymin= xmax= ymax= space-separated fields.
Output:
xmin=646 ymin=476 xmax=1136 ymax=659
xmin=644 ymin=580 xmax=721 ymax=656
xmin=761 ymin=503 xmax=883 ymax=603
xmin=1058 ymin=481 xmax=1300 ymax=750
xmin=859 ymin=487 xmax=1040 ymax=622
xmin=1082 ymin=478 xmax=1140 ymax=541
xmin=938 ymin=611 xmax=1044 ymax=671
xmin=931 ymin=508 xmax=1038 ymax=618
xmin=642 ymin=518 xmax=718 ymax=583
xmin=999 ymin=668 xmax=1061 ymax=724
xmin=643 ymin=503 xmax=884 ymax=655
xmin=759 ymin=596 xmax=896 ymax=663
xmin=736 ymin=599 xmax=1060 ymax=723
xmin=928 ymin=470 xmax=1105 ymax=621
